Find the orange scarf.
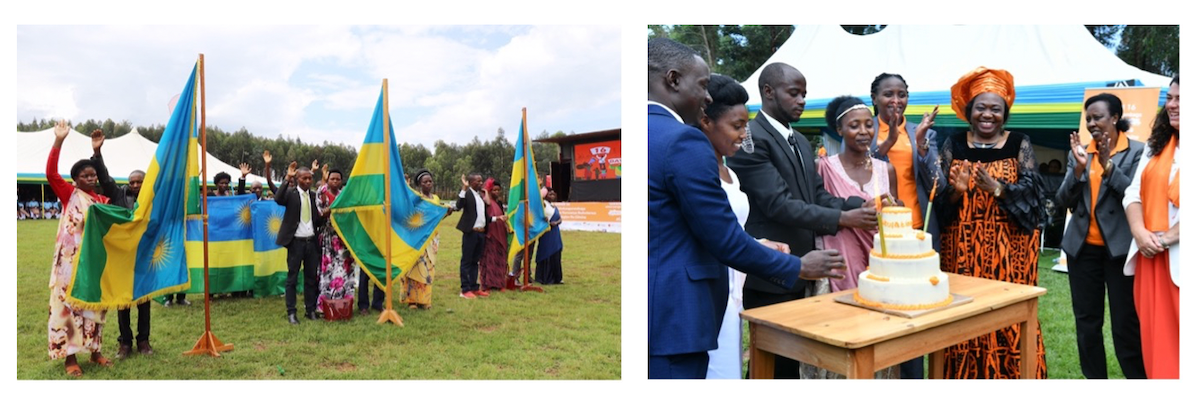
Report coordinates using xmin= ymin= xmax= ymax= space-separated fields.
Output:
xmin=1141 ymin=135 xmax=1180 ymax=232
xmin=1085 ymin=133 xmax=1129 ymax=245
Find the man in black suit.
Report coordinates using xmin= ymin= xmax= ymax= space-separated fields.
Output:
xmin=456 ymin=173 xmax=504 ymax=299
xmin=726 ymin=62 xmax=879 ymax=379
xmin=275 ymin=163 xmax=324 ymax=324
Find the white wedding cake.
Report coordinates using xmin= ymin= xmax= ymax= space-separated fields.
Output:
xmin=854 ymin=207 xmax=952 ymax=310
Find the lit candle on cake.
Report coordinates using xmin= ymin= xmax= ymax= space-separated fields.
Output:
xmin=923 ymin=181 xmax=936 ymax=233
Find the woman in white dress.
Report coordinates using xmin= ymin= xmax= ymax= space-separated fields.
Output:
xmin=697 ymin=74 xmax=777 ymax=379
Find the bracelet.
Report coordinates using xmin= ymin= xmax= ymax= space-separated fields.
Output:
xmin=1102 ymin=159 xmax=1114 ymax=177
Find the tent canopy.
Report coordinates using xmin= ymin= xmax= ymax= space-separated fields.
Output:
xmin=16 ymin=127 xmax=267 ymax=185
xmin=741 ymin=25 xmax=1173 ymax=135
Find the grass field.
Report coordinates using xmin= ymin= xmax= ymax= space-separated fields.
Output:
xmin=16 ymin=219 xmax=620 ymax=380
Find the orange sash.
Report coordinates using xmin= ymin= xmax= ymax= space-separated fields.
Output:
xmin=1141 ymin=135 xmax=1179 ymax=232
xmin=1085 ymin=133 xmax=1129 ymax=245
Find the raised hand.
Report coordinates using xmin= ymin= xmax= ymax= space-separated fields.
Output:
xmin=90 ymin=129 xmax=105 ymax=152
xmin=916 ymin=105 xmax=939 ymax=149
xmin=799 ymin=249 xmax=847 ymax=280
xmin=262 ymin=150 xmax=273 ymax=164
xmin=948 ymin=161 xmax=971 ymax=194
xmin=1068 ymin=131 xmax=1087 ymax=178
xmin=240 ymin=162 xmax=252 ymax=178
xmin=311 ymin=159 xmax=319 ymax=172
xmin=54 ymin=120 xmax=70 ymax=141
xmin=287 ymin=161 xmax=298 ymax=180
xmin=1095 ymin=131 xmax=1112 ymax=171
xmin=460 ymin=174 xmax=469 ymax=189
xmin=321 ymin=163 xmax=329 ymax=183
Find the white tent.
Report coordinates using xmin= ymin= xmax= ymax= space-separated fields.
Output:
xmin=16 ymin=127 xmax=268 ymax=186
xmin=742 ymin=25 xmax=1173 ymax=108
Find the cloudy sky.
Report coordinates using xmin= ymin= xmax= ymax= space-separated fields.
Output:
xmin=16 ymin=25 xmax=621 ymax=150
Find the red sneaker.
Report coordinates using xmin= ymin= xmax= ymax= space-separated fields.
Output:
xmin=459 ymin=291 xmax=476 ymax=299
xmin=474 ymin=289 xmax=490 ymax=297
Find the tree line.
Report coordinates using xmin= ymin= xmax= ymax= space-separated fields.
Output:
xmin=650 ymin=25 xmax=1179 ymax=82
xmin=19 ymin=118 xmax=562 ymax=201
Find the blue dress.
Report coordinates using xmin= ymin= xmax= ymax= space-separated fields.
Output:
xmin=535 ymin=205 xmax=563 ymax=284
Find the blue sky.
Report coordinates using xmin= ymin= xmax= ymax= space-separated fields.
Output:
xmin=16 ymin=25 xmax=621 ymax=150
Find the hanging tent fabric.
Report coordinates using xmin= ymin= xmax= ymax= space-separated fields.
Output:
xmin=740 ymin=25 xmax=1173 ymax=149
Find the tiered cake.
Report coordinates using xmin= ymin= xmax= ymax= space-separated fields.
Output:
xmin=854 ymin=207 xmax=952 ymax=310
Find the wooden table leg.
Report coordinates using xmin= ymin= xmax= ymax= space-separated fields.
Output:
xmin=748 ymin=323 xmax=775 ymax=379
xmin=930 ymin=349 xmax=944 ymax=379
xmin=1020 ymin=298 xmax=1039 ymax=379
xmin=848 ymin=345 xmax=875 ymax=379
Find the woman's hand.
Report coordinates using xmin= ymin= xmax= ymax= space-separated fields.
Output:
xmin=948 ymin=161 xmax=971 ymax=195
xmin=915 ymin=105 xmax=939 ymax=152
xmin=54 ymin=120 xmax=70 ymax=141
xmin=240 ymin=163 xmax=252 ymax=178
xmin=1069 ymin=131 xmax=1088 ymax=179
xmin=974 ymin=162 xmax=1004 ymax=197
xmin=1133 ymin=227 xmax=1166 ymax=258
xmin=1094 ymin=132 xmax=1112 ymax=174
xmin=262 ymin=150 xmax=273 ymax=164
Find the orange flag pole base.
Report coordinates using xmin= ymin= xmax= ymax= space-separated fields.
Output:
xmin=184 ymin=330 xmax=233 ymax=357
xmin=520 ymin=284 xmax=544 ymax=293
xmin=377 ymin=308 xmax=404 ymax=326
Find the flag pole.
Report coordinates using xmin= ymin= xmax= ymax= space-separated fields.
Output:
xmin=520 ymin=108 xmax=543 ymax=293
xmin=378 ymin=79 xmax=403 ymax=326
xmin=187 ymin=53 xmax=233 ymax=356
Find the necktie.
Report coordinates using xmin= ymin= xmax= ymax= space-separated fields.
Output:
xmin=300 ymin=189 xmax=311 ymax=223
xmin=787 ymin=132 xmax=807 ymax=178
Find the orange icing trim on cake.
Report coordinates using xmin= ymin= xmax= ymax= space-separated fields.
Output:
xmin=882 ymin=233 xmax=905 ymax=238
xmin=915 ymin=231 xmax=927 ymax=240
xmin=929 ymin=276 xmax=940 ymax=285
xmin=882 ymin=220 xmax=913 ymax=230
xmin=866 ymin=273 xmax=890 ymax=282
xmin=881 ymin=206 xmax=911 ymax=213
xmin=853 ymin=292 xmax=954 ymax=311
xmin=869 ymin=249 xmax=938 ymax=259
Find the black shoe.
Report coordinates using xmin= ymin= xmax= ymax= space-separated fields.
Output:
xmin=136 ymin=340 xmax=154 ymax=356
xmin=304 ymin=311 xmax=318 ymax=320
xmin=287 ymin=313 xmax=300 ymax=325
xmin=177 ymin=299 xmax=192 ymax=307
xmin=116 ymin=344 xmax=132 ymax=360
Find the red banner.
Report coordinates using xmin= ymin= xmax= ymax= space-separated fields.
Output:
xmin=574 ymin=140 xmax=621 ymax=181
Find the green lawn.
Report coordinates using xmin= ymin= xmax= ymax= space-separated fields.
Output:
xmin=740 ymin=249 xmax=1129 ymax=379
xmin=16 ymin=219 xmax=620 ymax=379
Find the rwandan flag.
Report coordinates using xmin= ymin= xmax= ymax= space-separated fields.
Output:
xmin=183 ymin=194 xmax=257 ymax=294
xmin=67 ymin=64 xmax=199 ymax=308
xmin=505 ymin=111 xmax=550 ymax=262
xmin=250 ymin=200 xmax=295 ymax=296
xmin=330 ymin=87 xmax=449 ymax=289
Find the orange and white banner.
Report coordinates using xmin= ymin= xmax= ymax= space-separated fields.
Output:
xmin=553 ymin=202 xmax=621 ymax=233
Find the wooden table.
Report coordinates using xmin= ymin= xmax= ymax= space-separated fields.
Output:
xmin=741 ymin=273 xmax=1046 ymax=379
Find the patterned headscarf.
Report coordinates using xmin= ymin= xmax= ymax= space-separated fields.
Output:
xmin=484 ymin=177 xmax=496 ymax=192
xmin=950 ymin=66 xmax=1016 ymax=122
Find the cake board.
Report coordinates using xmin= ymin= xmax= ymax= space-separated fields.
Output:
xmin=834 ymin=293 xmax=973 ymax=318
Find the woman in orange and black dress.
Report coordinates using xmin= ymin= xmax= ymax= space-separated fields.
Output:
xmin=934 ymin=67 xmax=1047 ymax=379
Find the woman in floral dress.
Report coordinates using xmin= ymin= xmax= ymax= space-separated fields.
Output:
xmin=316 ymin=169 xmax=357 ymax=317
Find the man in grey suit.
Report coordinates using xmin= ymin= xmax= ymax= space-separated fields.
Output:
xmin=726 ymin=62 xmax=878 ymax=379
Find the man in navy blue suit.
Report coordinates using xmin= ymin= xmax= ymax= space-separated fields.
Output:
xmin=648 ymin=38 xmax=848 ymax=379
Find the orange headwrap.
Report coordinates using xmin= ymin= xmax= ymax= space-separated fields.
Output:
xmin=950 ymin=66 xmax=1016 ymax=122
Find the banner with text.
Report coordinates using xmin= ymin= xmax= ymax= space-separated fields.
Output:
xmin=573 ymin=140 xmax=621 ymax=181
xmin=554 ymin=202 xmax=621 ymax=233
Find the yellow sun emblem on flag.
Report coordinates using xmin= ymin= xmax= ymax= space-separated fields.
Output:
xmin=405 ymin=211 xmax=425 ymax=229
xmin=150 ymin=235 xmax=176 ymax=272
xmin=268 ymin=214 xmax=282 ymax=238
xmin=238 ymin=202 xmax=252 ymax=228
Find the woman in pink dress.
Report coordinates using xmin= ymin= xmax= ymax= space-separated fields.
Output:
xmin=816 ymin=96 xmax=899 ymax=293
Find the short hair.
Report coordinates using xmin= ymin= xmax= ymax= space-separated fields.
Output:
xmin=296 ymin=167 xmax=312 ymax=176
xmin=327 ymin=169 xmax=344 ymax=180
xmin=869 ymin=73 xmax=908 ymax=115
xmin=69 ymin=159 xmax=97 ymax=181
xmin=824 ymin=95 xmax=869 ymax=131
xmin=214 ymin=172 xmax=231 ymax=184
xmin=648 ymin=38 xmax=699 ymax=78
xmin=1084 ymin=93 xmax=1131 ymax=132
xmin=757 ymin=63 xmax=793 ymax=95
xmin=128 ymin=170 xmax=145 ymax=179
xmin=468 ymin=172 xmax=482 ymax=181
xmin=704 ymin=74 xmax=749 ymax=122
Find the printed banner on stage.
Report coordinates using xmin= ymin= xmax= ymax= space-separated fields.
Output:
xmin=573 ymin=140 xmax=621 ymax=181
xmin=554 ymin=202 xmax=621 ymax=233
xmin=1078 ymin=86 xmax=1162 ymax=143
